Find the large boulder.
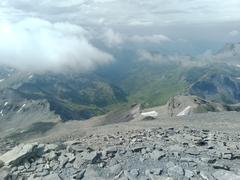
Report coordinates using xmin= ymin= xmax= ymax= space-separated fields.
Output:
xmin=0 ymin=143 xmax=40 ymax=166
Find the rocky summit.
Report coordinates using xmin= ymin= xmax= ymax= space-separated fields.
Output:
xmin=0 ymin=127 xmax=240 ymax=180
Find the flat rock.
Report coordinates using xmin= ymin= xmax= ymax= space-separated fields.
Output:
xmin=0 ymin=143 xmax=39 ymax=166
xmin=131 ymin=146 xmax=146 ymax=153
xmin=81 ymin=151 xmax=101 ymax=164
xmin=109 ymin=164 xmax=122 ymax=176
xmin=43 ymin=144 xmax=59 ymax=153
xmin=41 ymin=173 xmax=62 ymax=180
xmin=212 ymin=170 xmax=240 ymax=180
xmin=167 ymin=166 xmax=184 ymax=177
xmin=150 ymin=150 xmax=166 ymax=160
xmin=0 ymin=167 xmax=10 ymax=180
xmin=105 ymin=146 xmax=118 ymax=154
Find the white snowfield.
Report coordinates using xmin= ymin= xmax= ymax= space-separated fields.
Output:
xmin=4 ymin=102 xmax=8 ymax=106
xmin=0 ymin=79 xmax=5 ymax=82
xmin=177 ymin=106 xmax=191 ymax=117
xmin=141 ymin=111 xmax=158 ymax=118
xmin=236 ymin=64 xmax=240 ymax=68
xmin=28 ymin=75 xmax=33 ymax=79
xmin=17 ymin=104 xmax=26 ymax=113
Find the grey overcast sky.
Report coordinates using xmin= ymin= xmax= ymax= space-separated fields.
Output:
xmin=0 ymin=0 xmax=240 ymax=71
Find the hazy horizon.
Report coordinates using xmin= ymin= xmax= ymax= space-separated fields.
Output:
xmin=0 ymin=0 xmax=240 ymax=72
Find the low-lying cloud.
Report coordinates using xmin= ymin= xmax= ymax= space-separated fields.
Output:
xmin=131 ymin=34 xmax=171 ymax=44
xmin=0 ymin=18 xmax=113 ymax=72
xmin=99 ymin=28 xmax=171 ymax=48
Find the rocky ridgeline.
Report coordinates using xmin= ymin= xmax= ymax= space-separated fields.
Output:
xmin=0 ymin=127 xmax=240 ymax=180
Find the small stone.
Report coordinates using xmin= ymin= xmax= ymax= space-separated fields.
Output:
xmin=199 ymin=171 xmax=213 ymax=180
xmin=81 ymin=151 xmax=101 ymax=164
xmin=222 ymin=153 xmax=233 ymax=160
xmin=43 ymin=173 xmax=62 ymax=180
xmin=43 ymin=144 xmax=59 ymax=153
xmin=105 ymin=146 xmax=118 ymax=154
xmin=0 ymin=167 xmax=10 ymax=180
xmin=35 ymin=169 xmax=49 ymax=177
xmin=151 ymin=168 xmax=163 ymax=175
xmin=140 ymin=157 xmax=146 ymax=162
xmin=18 ymin=165 xmax=25 ymax=171
xmin=65 ymin=153 xmax=75 ymax=162
xmin=150 ymin=150 xmax=166 ymax=160
xmin=0 ymin=160 xmax=4 ymax=168
xmin=45 ymin=151 xmax=57 ymax=161
xmin=130 ymin=169 xmax=139 ymax=177
xmin=58 ymin=155 xmax=69 ymax=168
xmin=24 ymin=160 xmax=31 ymax=169
xmin=167 ymin=166 xmax=184 ymax=177
xmin=195 ymin=139 xmax=207 ymax=146
xmin=131 ymin=146 xmax=146 ymax=153
xmin=213 ymin=163 xmax=230 ymax=170
xmin=186 ymin=148 xmax=200 ymax=156
xmin=109 ymin=164 xmax=122 ymax=176
xmin=185 ymin=169 xmax=194 ymax=178
xmin=109 ymin=158 xmax=119 ymax=166
xmin=74 ymin=169 xmax=86 ymax=179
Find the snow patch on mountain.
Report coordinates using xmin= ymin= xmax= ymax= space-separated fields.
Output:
xmin=177 ymin=106 xmax=191 ymax=117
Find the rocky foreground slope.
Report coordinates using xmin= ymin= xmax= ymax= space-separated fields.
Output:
xmin=0 ymin=127 xmax=240 ymax=180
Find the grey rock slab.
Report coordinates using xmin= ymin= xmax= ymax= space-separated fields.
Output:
xmin=43 ymin=144 xmax=59 ymax=153
xmin=73 ymin=154 xmax=82 ymax=168
xmin=105 ymin=146 xmax=118 ymax=154
xmin=0 ymin=143 xmax=39 ymax=166
xmin=199 ymin=171 xmax=214 ymax=180
xmin=40 ymin=173 xmax=62 ymax=180
xmin=130 ymin=169 xmax=140 ymax=177
xmin=35 ymin=169 xmax=50 ymax=177
xmin=148 ymin=174 xmax=174 ymax=180
xmin=185 ymin=148 xmax=200 ymax=156
xmin=73 ymin=169 xmax=86 ymax=180
xmin=150 ymin=150 xmax=166 ymax=160
xmin=58 ymin=155 xmax=69 ymax=168
xmin=83 ymin=167 xmax=106 ymax=180
xmin=212 ymin=170 xmax=240 ymax=180
xmin=0 ymin=167 xmax=10 ymax=180
xmin=0 ymin=159 xmax=4 ymax=168
xmin=45 ymin=151 xmax=57 ymax=161
xmin=167 ymin=166 xmax=184 ymax=177
xmin=213 ymin=163 xmax=230 ymax=170
xmin=109 ymin=158 xmax=119 ymax=166
xmin=145 ymin=168 xmax=163 ymax=176
xmin=109 ymin=163 xmax=122 ymax=176
xmin=65 ymin=153 xmax=75 ymax=162
xmin=81 ymin=151 xmax=101 ymax=164
xmin=185 ymin=169 xmax=194 ymax=178
xmin=131 ymin=146 xmax=146 ymax=153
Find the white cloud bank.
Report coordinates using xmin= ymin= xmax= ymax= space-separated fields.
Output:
xmin=0 ymin=18 xmax=113 ymax=72
xmin=131 ymin=34 xmax=171 ymax=44
xmin=99 ymin=28 xmax=171 ymax=47
xmin=101 ymin=29 xmax=124 ymax=47
xmin=229 ymin=30 xmax=239 ymax=37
